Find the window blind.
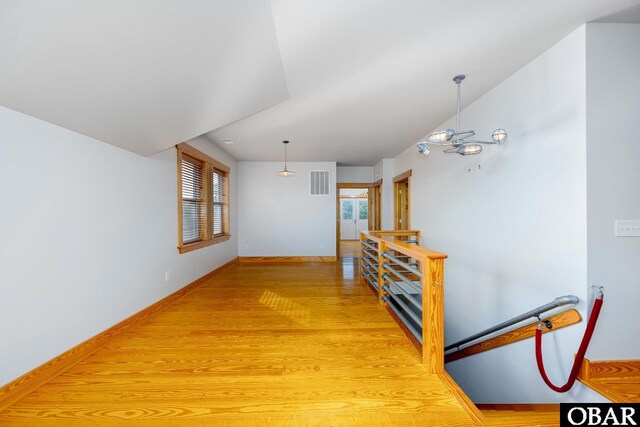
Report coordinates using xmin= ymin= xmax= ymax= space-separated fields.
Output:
xmin=181 ymin=156 xmax=205 ymax=243
xmin=176 ymin=143 xmax=230 ymax=254
xmin=212 ymin=169 xmax=226 ymax=236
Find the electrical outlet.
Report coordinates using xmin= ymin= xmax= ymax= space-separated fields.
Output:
xmin=615 ymin=220 xmax=640 ymax=237
xmin=165 ymin=271 xmax=170 ymax=282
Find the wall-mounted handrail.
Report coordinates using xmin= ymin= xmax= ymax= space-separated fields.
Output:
xmin=445 ymin=309 xmax=582 ymax=363
xmin=444 ymin=295 xmax=579 ymax=352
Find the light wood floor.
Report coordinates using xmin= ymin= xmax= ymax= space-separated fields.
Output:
xmin=340 ymin=240 xmax=360 ymax=258
xmin=0 ymin=260 xmax=558 ymax=426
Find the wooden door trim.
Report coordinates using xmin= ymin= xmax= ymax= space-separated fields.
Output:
xmin=393 ymin=169 xmax=412 ymax=183
xmin=393 ymin=170 xmax=411 ymax=230
xmin=336 ymin=182 xmax=374 ymax=257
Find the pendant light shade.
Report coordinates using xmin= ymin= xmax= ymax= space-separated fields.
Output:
xmin=277 ymin=140 xmax=295 ymax=177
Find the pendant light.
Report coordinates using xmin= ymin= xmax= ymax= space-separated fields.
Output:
xmin=277 ymin=140 xmax=295 ymax=177
xmin=416 ymin=74 xmax=508 ymax=157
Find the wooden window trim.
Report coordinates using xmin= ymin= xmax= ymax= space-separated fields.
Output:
xmin=177 ymin=143 xmax=230 ymax=173
xmin=177 ymin=144 xmax=231 ymax=254
xmin=179 ymin=235 xmax=231 ymax=254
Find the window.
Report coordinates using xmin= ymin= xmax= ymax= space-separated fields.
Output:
xmin=177 ymin=143 xmax=230 ymax=254
xmin=359 ymin=199 xmax=368 ymax=220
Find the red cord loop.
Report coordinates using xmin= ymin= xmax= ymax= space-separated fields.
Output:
xmin=535 ymin=296 xmax=604 ymax=393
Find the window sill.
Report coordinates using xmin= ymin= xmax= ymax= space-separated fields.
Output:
xmin=178 ymin=235 xmax=231 ymax=254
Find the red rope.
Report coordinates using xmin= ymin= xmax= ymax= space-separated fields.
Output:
xmin=535 ymin=296 xmax=604 ymax=393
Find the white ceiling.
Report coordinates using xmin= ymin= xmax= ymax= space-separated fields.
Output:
xmin=207 ymin=0 xmax=640 ymax=165
xmin=0 ymin=0 xmax=288 ymax=156
xmin=1 ymin=0 xmax=638 ymax=163
xmin=593 ymin=4 xmax=640 ymax=23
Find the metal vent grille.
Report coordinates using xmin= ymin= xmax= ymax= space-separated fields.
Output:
xmin=309 ymin=170 xmax=330 ymax=196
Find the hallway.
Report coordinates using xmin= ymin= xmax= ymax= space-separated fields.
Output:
xmin=0 ymin=260 xmax=477 ymax=426
xmin=0 ymin=260 xmax=556 ymax=426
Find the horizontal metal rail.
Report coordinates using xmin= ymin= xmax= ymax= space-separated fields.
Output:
xmin=382 ymin=251 xmax=422 ymax=277
xmin=362 ymin=271 xmax=377 ymax=291
xmin=361 ymin=248 xmax=378 ymax=260
xmin=386 ymin=269 xmax=419 ymax=276
xmin=361 ymin=268 xmax=374 ymax=279
xmin=362 ymin=256 xmax=379 ymax=273
xmin=361 ymin=240 xmax=379 ymax=253
xmin=383 ymin=284 xmax=422 ymax=327
xmin=361 ymin=271 xmax=376 ymax=285
xmin=362 ymin=260 xmax=376 ymax=270
xmin=444 ymin=295 xmax=579 ymax=351
xmin=382 ymin=264 xmax=422 ymax=294
xmin=382 ymin=273 xmax=422 ymax=310
xmin=387 ymin=255 xmax=419 ymax=266
xmin=382 ymin=295 xmax=423 ymax=344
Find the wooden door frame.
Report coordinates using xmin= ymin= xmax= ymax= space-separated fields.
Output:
xmin=393 ymin=169 xmax=412 ymax=230
xmin=372 ymin=179 xmax=382 ymax=230
xmin=336 ymin=183 xmax=373 ymax=258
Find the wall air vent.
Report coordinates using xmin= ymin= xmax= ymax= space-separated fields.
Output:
xmin=309 ymin=170 xmax=330 ymax=196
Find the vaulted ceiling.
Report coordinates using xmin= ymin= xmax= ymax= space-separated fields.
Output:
xmin=0 ymin=0 xmax=288 ymax=156
xmin=1 ymin=0 xmax=639 ymax=164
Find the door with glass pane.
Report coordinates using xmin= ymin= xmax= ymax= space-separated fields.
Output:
xmin=340 ymin=199 xmax=357 ymax=240
xmin=355 ymin=199 xmax=368 ymax=234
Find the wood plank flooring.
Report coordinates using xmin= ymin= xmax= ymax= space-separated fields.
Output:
xmin=0 ymin=260 xmax=558 ymax=426
xmin=578 ymin=359 xmax=640 ymax=403
xmin=339 ymin=240 xmax=361 ymax=258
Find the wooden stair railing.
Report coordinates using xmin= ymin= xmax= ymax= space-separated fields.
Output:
xmin=359 ymin=230 xmax=484 ymax=424
xmin=359 ymin=230 xmax=445 ymax=372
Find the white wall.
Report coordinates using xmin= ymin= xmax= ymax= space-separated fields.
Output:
xmin=586 ymin=23 xmax=640 ymax=360
xmin=0 ymin=110 xmax=237 ymax=386
xmin=374 ymin=158 xmax=395 ymax=230
xmin=336 ymin=166 xmax=373 ymax=183
xmin=237 ymin=162 xmax=336 ymax=256
xmin=391 ymin=26 xmax=606 ymax=403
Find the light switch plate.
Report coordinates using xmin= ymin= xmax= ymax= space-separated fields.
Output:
xmin=615 ymin=220 xmax=640 ymax=237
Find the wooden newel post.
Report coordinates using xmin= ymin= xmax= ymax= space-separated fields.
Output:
xmin=422 ymin=257 xmax=445 ymax=373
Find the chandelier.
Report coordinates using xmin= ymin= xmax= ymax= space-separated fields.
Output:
xmin=417 ymin=74 xmax=508 ymax=156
